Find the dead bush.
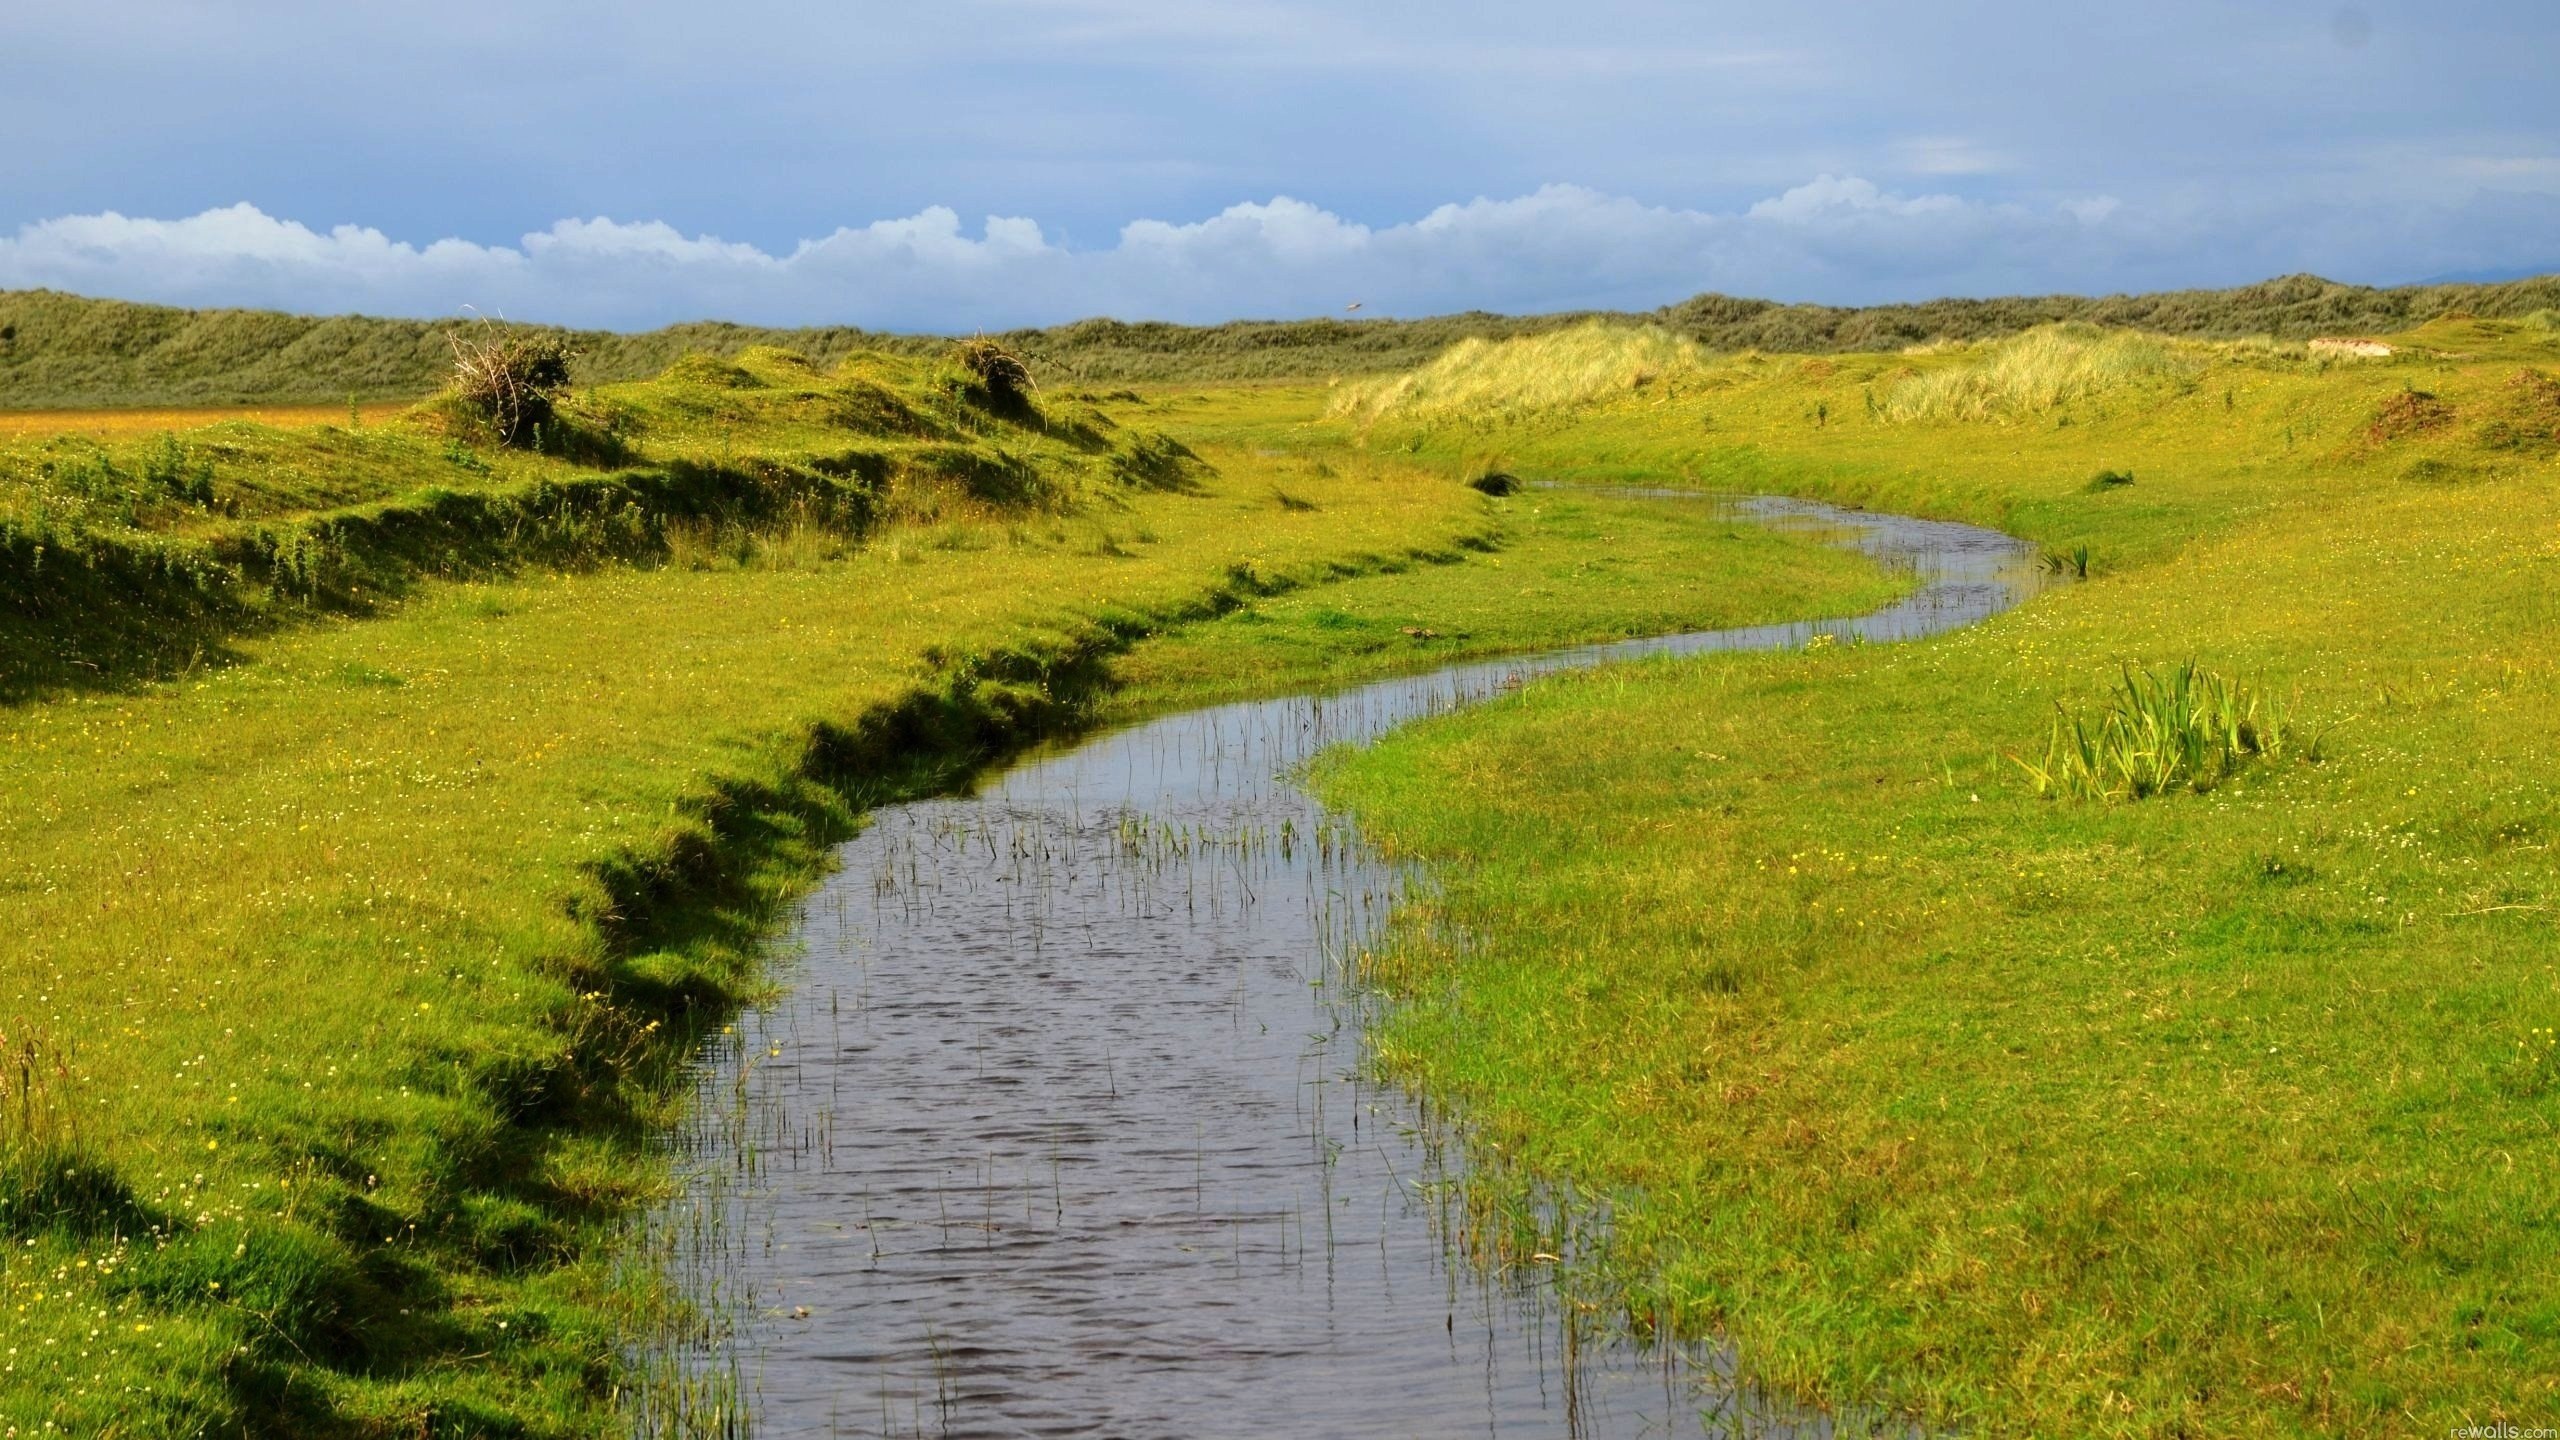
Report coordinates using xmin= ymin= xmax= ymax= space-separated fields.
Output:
xmin=447 ymin=323 xmax=576 ymax=446
xmin=953 ymin=336 xmax=1034 ymax=408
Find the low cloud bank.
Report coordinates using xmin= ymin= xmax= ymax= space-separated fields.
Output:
xmin=1 ymin=180 xmax=2549 ymax=330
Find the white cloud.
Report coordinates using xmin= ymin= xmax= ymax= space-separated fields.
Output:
xmin=1120 ymin=198 xmax=1373 ymax=264
xmin=0 ymin=178 xmax=2547 ymax=332
xmin=1745 ymin=175 xmax=1967 ymax=223
xmin=524 ymin=218 xmax=770 ymax=267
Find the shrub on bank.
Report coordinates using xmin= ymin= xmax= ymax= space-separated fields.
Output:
xmin=445 ymin=324 xmax=576 ymax=446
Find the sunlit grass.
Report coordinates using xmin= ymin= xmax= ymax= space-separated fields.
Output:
xmin=1876 ymin=322 xmax=2198 ymax=422
xmin=0 ymin=343 xmax=1227 ymax=704
xmin=16 ymin=302 xmax=2560 ymax=1434
xmin=0 ymin=362 xmax=1515 ymax=1432
xmin=1256 ymin=316 xmax=2560 ymax=1436
xmin=0 ymin=309 xmax=1921 ymax=1431
xmin=1327 ymin=321 xmax=1713 ymax=425
xmin=1104 ymin=486 xmax=1907 ymax=718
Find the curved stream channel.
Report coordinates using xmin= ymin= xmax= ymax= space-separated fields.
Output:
xmin=645 ymin=494 xmax=2045 ymax=1438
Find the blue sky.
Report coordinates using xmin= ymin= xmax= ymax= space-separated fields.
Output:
xmin=1 ymin=1 xmax=2553 ymax=329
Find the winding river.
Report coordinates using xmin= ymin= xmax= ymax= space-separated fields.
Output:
xmin=645 ymin=494 xmax=2045 ymax=1439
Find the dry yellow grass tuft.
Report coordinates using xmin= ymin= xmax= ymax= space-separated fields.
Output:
xmin=1327 ymin=321 xmax=1712 ymax=424
xmin=1879 ymin=322 xmax=2197 ymax=422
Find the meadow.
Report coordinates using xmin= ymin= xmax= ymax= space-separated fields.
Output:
xmin=0 ymin=335 xmax=1892 ymax=1434
xmin=1221 ymin=315 xmax=2560 ymax=1435
xmin=7 ymin=289 xmax=2557 ymax=1436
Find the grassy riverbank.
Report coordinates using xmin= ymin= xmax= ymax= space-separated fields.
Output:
xmin=1103 ymin=485 xmax=1908 ymax=718
xmin=0 ymin=344 xmax=1897 ymax=1433
xmin=1256 ymin=318 xmax=2560 ymax=1435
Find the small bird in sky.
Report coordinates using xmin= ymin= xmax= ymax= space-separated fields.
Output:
xmin=1345 ymin=301 xmax=1364 ymax=313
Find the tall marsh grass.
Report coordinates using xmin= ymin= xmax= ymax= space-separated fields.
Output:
xmin=1328 ymin=322 xmax=1712 ymax=424
xmin=1881 ymin=323 xmax=2199 ymax=423
xmin=2015 ymin=661 xmax=2302 ymax=801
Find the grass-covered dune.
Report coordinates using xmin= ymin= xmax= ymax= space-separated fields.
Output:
xmin=0 ymin=333 xmax=1903 ymax=1434
xmin=6 ymin=269 xmax=2558 ymax=408
xmin=1214 ymin=314 xmax=2560 ymax=1435
xmin=0 ymin=289 xmax=1609 ymax=408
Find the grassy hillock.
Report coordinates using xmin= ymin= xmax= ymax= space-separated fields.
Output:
xmin=1873 ymin=323 xmax=2205 ymax=422
xmin=1218 ymin=311 xmax=2560 ymax=1436
xmin=1327 ymin=320 xmax=1714 ymax=424
xmin=6 ymin=271 xmax=2557 ymax=408
xmin=0 ymin=341 xmax=1207 ymax=701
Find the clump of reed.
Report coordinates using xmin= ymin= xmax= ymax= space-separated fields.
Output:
xmin=2014 ymin=661 xmax=2306 ymax=801
xmin=1328 ymin=321 xmax=1713 ymax=424
xmin=1880 ymin=323 xmax=2198 ymax=423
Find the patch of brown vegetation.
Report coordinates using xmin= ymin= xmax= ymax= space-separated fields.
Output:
xmin=446 ymin=326 xmax=575 ymax=446
xmin=954 ymin=336 xmax=1034 ymax=408
xmin=2367 ymin=388 xmax=2456 ymax=444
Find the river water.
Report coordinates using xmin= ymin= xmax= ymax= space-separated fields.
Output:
xmin=644 ymin=494 xmax=2044 ymax=1439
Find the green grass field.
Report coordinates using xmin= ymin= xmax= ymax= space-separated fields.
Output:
xmin=0 ymin=338 xmax=1898 ymax=1434
xmin=1210 ymin=316 xmax=2560 ymax=1436
xmin=9 ymin=296 xmax=2559 ymax=1436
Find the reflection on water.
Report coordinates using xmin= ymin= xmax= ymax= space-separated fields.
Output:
xmin=641 ymin=496 xmax=2043 ymax=1438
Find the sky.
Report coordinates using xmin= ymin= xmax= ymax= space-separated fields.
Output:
xmin=1 ymin=1 xmax=2554 ymax=330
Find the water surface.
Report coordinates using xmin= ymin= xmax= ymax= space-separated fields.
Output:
xmin=651 ymin=495 xmax=2043 ymax=1439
